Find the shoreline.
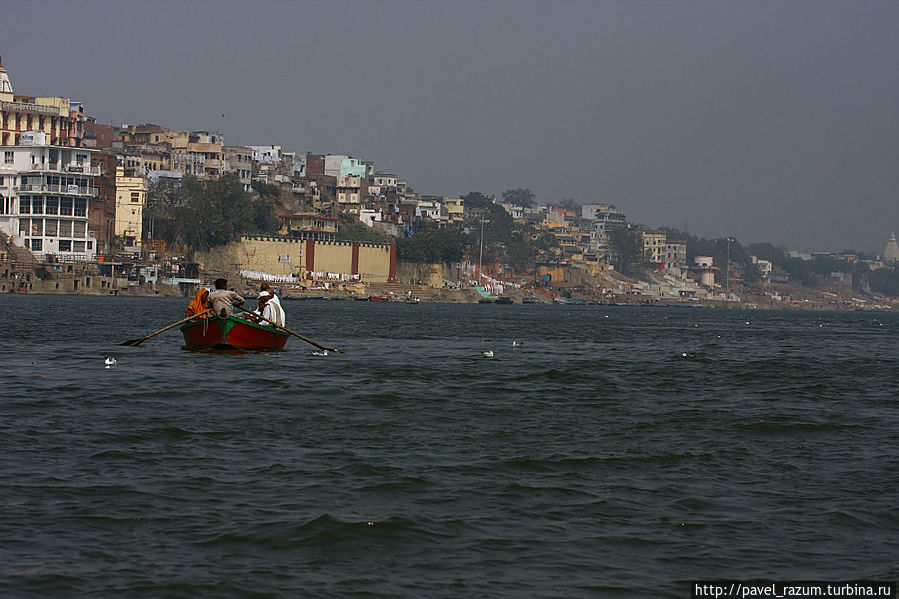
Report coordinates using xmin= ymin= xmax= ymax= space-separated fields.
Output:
xmin=1 ymin=286 xmax=893 ymax=312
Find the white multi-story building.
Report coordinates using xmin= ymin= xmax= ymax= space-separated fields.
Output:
xmin=281 ymin=152 xmax=306 ymax=177
xmin=642 ymin=231 xmax=666 ymax=264
xmin=582 ymin=204 xmax=627 ymax=250
xmin=665 ymin=242 xmax=688 ymax=278
xmin=0 ymin=130 xmax=99 ymax=260
xmin=248 ymin=145 xmax=281 ymax=164
xmin=416 ymin=198 xmax=441 ymax=222
xmin=223 ymin=145 xmax=253 ymax=191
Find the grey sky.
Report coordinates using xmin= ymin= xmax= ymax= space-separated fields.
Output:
xmin=3 ymin=0 xmax=897 ymax=252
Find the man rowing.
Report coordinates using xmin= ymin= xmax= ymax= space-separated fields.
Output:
xmin=206 ymin=278 xmax=245 ymax=317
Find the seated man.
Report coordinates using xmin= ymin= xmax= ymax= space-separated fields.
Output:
xmin=206 ymin=278 xmax=245 ymax=317
xmin=251 ymin=289 xmax=286 ymax=327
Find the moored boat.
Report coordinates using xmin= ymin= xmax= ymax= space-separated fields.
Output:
xmin=181 ymin=315 xmax=289 ymax=350
xmin=369 ymin=295 xmax=388 ymax=302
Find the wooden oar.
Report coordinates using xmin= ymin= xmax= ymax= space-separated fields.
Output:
xmin=235 ymin=304 xmax=342 ymax=353
xmin=119 ymin=310 xmax=213 ymax=346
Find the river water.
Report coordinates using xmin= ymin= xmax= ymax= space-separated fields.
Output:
xmin=1 ymin=296 xmax=897 ymax=597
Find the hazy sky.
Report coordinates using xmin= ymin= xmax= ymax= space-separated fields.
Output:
xmin=3 ymin=0 xmax=897 ymax=252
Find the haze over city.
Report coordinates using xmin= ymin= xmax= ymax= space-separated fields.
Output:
xmin=3 ymin=0 xmax=896 ymax=252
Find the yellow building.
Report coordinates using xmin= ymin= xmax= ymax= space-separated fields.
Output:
xmin=278 ymin=213 xmax=339 ymax=240
xmin=170 ymin=131 xmax=223 ymax=179
xmin=443 ymin=197 xmax=465 ymax=224
xmin=336 ymin=175 xmax=363 ymax=211
xmin=194 ymin=236 xmax=397 ymax=284
xmin=0 ymin=58 xmax=86 ymax=147
xmin=114 ymin=166 xmax=146 ymax=248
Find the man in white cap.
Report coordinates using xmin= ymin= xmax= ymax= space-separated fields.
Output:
xmin=252 ymin=286 xmax=286 ymax=327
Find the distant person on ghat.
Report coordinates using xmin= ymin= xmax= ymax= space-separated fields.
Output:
xmin=206 ymin=278 xmax=245 ymax=317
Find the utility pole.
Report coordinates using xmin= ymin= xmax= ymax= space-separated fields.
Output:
xmin=478 ymin=217 xmax=489 ymax=287
xmin=725 ymin=237 xmax=731 ymax=305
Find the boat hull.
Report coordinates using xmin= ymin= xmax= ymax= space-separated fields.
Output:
xmin=180 ymin=315 xmax=289 ymax=350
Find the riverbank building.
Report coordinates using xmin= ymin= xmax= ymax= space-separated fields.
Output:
xmin=0 ymin=58 xmax=99 ymax=262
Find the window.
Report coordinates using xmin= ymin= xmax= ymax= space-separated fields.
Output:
xmin=3 ymin=151 xmax=12 ymax=164
xmin=87 ymin=241 xmax=93 ymax=250
xmin=31 ymin=198 xmax=43 ymax=214
xmin=45 ymin=219 xmax=57 ymax=237
xmin=45 ymin=197 xmax=58 ymax=215
xmin=31 ymin=239 xmax=42 ymax=251
xmin=60 ymin=197 xmax=73 ymax=216
xmin=73 ymin=221 xmax=86 ymax=237
xmin=131 ymin=192 xmax=140 ymax=203
xmin=73 ymin=241 xmax=85 ymax=252
xmin=74 ymin=198 xmax=86 ymax=217
xmin=76 ymin=154 xmax=87 ymax=166
xmin=19 ymin=196 xmax=30 ymax=214
xmin=19 ymin=219 xmax=29 ymax=235
xmin=58 ymin=239 xmax=72 ymax=251
xmin=32 ymin=220 xmax=41 ymax=236
xmin=58 ymin=220 xmax=72 ymax=237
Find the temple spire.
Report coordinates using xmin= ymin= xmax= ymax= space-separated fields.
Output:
xmin=885 ymin=232 xmax=899 ymax=262
xmin=0 ymin=57 xmax=13 ymax=94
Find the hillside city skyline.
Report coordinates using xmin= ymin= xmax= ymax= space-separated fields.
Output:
xmin=2 ymin=1 xmax=896 ymax=253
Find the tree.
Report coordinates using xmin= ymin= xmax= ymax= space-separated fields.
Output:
xmin=781 ymin=257 xmax=818 ymax=287
xmin=397 ymin=226 xmax=467 ymax=263
xmin=501 ymin=188 xmax=535 ymax=208
xmin=809 ymin=255 xmax=850 ymax=276
xmin=533 ymin=229 xmax=561 ymax=263
xmin=504 ymin=229 xmax=538 ymax=271
xmin=868 ymin=266 xmax=899 ymax=296
xmin=143 ymin=173 xmax=269 ymax=254
xmin=747 ymin=242 xmax=786 ymax=266
xmin=336 ymin=214 xmax=392 ymax=244
xmin=251 ymin=194 xmax=280 ymax=234
xmin=559 ymin=197 xmax=578 ymax=211
xmin=462 ymin=191 xmax=492 ymax=210
xmin=609 ymin=229 xmax=645 ymax=275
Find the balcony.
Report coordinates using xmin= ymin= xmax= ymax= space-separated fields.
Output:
xmin=63 ymin=165 xmax=101 ymax=175
xmin=60 ymin=185 xmax=99 ymax=196
xmin=24 ymin=163 xmax=100 ymax=175
xmin=16 ymin=184 xmax=98 ymax=196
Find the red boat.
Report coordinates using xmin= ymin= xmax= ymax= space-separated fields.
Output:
xmin=368 ymin=295 xmax=388 ymax=302
xmin=180 ymin=315 xmax=289 ymax=350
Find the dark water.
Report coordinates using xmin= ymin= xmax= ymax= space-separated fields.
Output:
xmin=1 ymin=296 xmax=897 ymax=598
